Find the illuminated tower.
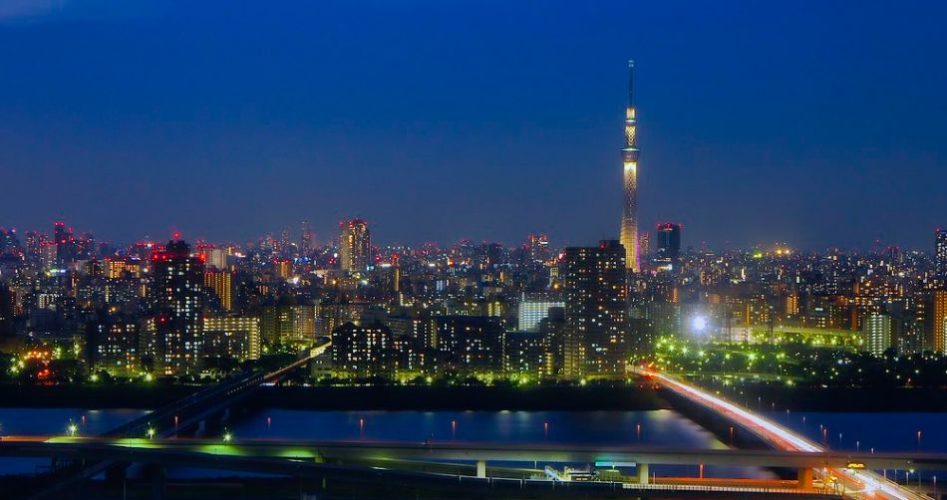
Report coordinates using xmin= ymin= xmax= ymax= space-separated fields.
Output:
xmin=619 ymin=61 xmax=640 ymax=272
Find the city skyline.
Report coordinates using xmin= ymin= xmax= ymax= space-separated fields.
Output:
xmin=2 ymin=2 xmax=946 ymax=249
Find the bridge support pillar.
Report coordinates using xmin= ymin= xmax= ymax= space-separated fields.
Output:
xmin=476 ymin=460 xmax=486 ymax=478
xmin=146 ymin=464 xmax=166 ymax=500
xmin=797 ymin=467 xmax=813 ymax=489
xmin=637 ymin=463 xmax=649 ymax=484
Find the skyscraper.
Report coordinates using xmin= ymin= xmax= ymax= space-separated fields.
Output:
xmin=563 ymin=240 xmax=628 ymax=377
xmin=862 ymin=312 xmax=893 ymax=357
xmin=151 ymin=239 xmax=205 ymax=375
xmin=518 ymin=293 xmax=565 ymax=332
xmin=936 ymin=229 xmax=947 ymax=277
xmin=619 ymin=61 xmax=640 ymax=272
xmin=204 ymin=269 xmax=233 ymax=311
xmin=340 ymin=218 xmax=371 ymax=273
xmin=655 ymin=222 xmax=682 ymax=272
xmin=933 ymin=290 xmax=947 ymax=353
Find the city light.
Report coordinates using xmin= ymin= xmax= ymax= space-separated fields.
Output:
xmin=691 ymin=315 xmax=708 ymax=334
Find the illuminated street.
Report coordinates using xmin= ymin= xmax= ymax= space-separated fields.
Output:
xmin=641 ymin=369 xmax=931 ymax=500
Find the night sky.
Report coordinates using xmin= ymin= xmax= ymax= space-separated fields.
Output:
xmin=1 ymin=1 xmax=946 ymax=250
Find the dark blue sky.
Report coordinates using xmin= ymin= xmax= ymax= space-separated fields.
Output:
xmin=1 ymin=1 xmax=946 ymax=250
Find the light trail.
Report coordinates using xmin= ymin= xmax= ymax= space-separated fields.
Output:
xmin=641 ymin=369 xmax=930 ymax=500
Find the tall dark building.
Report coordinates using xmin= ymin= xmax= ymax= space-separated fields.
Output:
xmin=0 ymin=284 xmax=14 ymax=338
xmin=53 ymin=221 xmax=73 ymax=265
xmin=936 ymin=229 xmax=947 ymax=277
xmin=655 ymin=223 xmax=682 ymax=272
xmin=563 ymin=240 xmax=628 ymax=377
xmin=151 ymin=239 xmax=205 ymax=375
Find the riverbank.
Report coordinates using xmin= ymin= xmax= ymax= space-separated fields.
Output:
xmin=725 ymin=385 xmax=947 ymax=412
xmin=0 ymin=384 xmax=668 ymax=411
xmin=4 ymin=382 xmax=945 ymax=412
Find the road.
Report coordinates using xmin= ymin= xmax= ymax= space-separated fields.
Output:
xmin=640 ymin=368 xmax=931 ymax=500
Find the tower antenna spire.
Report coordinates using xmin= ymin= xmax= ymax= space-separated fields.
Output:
xmin=619 ymin=60 xmax=640 ymax=272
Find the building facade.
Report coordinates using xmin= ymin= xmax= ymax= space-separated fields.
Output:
xmin=563 ymin=240 xmax=628 ymax=377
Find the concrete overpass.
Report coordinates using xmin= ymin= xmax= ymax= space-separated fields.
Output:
xmin=2 ymin=437 xmax=944 ymax=474
xmin=0 ymin=436 xmax=853 ymax=499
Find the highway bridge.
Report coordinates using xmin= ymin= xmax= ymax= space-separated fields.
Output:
xmin=2 ymin=437 xmax=947 ymax=474
xmin=21 ymin=340 xmax=331 ymax=499
xmin=0 ymin=436 xmax=859 ymax=499
xmin=638 ymin=368 xmax=934 ymax=500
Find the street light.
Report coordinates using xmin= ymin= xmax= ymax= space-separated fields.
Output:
xmin=146 ymin=427 xmax=156 ymax=439
xmin=222 ymin=432 xmax=233 ymax=443
xmin=67 ymin=422 xmax=78 ymax=437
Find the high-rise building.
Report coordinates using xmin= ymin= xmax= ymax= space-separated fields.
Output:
xmin=206 ymin=247 xmax=228 ymax=270
xmin=85 ymin=312 xmax=140 ymax=376
xmin=518 ymin=293 xmax=565 ymax=332
xmin=563 ymin=240 xmax=628 ymax=377
xmin=862 ymin=312 xmax=893 ymax=357
xmin=53 ymin=221 xmax=74 ymax=265
xmin=0 ymin=284 xmax=15 ymax=338
xmin=340 ymin=219 xmax=371 ymax=273
xmin=933 ymin=290 xmax=947 ymax=353
xmin=274 ymin=259 xmax=292 ymax=280
xmin=936 ymin=229 xmax=947 ymax=277
xmin=504 ymin=331 xmax=547 ymax=377
xmin=203 ymin=316 xmax=261 ymax=361
xmin=435 ymin=316 xmax=504 ymax=372
xmin=300 ymin=220 xmax=314 ymax=256
xmin=204 ymin=269 xmax=233 ymax=311
xmin=618 ymin=61 xmax=640 ymax=272
xmin=331 ymin=321 xmax=392 ymax=377
xmin=655 ymin=223 xmax=682 ymax=272
xmin=151 ymin=239 xmax=205 ymax=375
xmin=527 ymin=234 xmax=550 ymax=262
xmin=261 ymin=298 xmax=315 ymax=346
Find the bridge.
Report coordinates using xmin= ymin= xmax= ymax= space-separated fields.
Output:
xmin=638 ymin=368 xmax=934 ymax=500
xmin=22 ymin=340 xmax=331 ymax=499
xmin=0 ymin=435 xmax=873 ymax=498
xmin=3 ymin=346 xmax=937 ymax=499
